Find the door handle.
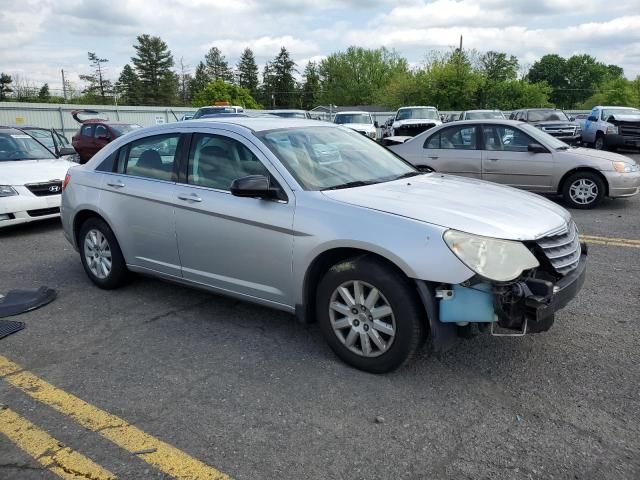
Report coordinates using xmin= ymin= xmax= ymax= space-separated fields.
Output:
xmin=107 ymin=181 xmax=125 ymax=188
xmin=488 ymin=158 xmax=500 ymax=161
xmin=177 ymin=193 xmax=202 ymax=203
xmin=428 ymin=156 xmax=439 ymax=160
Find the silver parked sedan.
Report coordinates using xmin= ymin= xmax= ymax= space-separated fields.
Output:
xmin=61 ymin=118 xmax=587 ymax=372
xmin=389 ymin=119 xmax=640 ymax=209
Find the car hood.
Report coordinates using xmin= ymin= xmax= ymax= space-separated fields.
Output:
xmin=610 ymin=114 xmax=640 ymax=122
xmin=322 ymin=174 xmax=571 ymax=241
xmin=561 ymin=147 xmax=634 ymax=163
xmin=343 ymin=123 xmax=375 ymax=131
xmin=1 ymin=159 xmax=75 ymax=185
xmin=393 ymin=119 xmax=441 ymax=127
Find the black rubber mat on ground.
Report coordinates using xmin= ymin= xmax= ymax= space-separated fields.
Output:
xmin=0 ymin=287 xmax=56 ymax=318
xmin=0 ymin=320 xmax=25 ymax=339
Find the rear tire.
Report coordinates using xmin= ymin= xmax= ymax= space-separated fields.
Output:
xmin=562 ymin=171 xmax=605 ymax=209
xmin=79 ymin=218 xmax=128 ymax=289
xmin=316 ymin=256 xmax=426 ymax=373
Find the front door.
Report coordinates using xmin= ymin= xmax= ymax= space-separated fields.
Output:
xmin=99 ymin=132 xmax=182 ymax=276
xmin=422 ymin=125 xmax=482 ymax=178
xmin=480 ymin=124 xmax=554 ymax=191
xmin=174 ymin=130 xmax=295 ymax=307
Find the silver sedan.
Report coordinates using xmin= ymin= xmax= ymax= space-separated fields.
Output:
xmin=389 ymin=119 xmax=640 ymax=209
xmin=62 ymin=118 xmax=587 ymax=372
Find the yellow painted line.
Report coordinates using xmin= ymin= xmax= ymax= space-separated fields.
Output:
xmin=582 ymin=239 xmax=640 ymax=249
xmin=581 ymin=234 xmax=640 ymax=246
xmin=0 ymin=406 xmax=116 ymax=479
xmin=0 ymin=356 xmax=230 ymax=480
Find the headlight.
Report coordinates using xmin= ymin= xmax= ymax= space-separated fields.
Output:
xmin=613 ymin=161 xmax=639 ymax=173
xmin=0 ymin=185 xmax=18 ymax=197
xmin=443 ymin=230 xmax=539 ymax=282
xmin=606 ymin=125 xmax=618 ymax=134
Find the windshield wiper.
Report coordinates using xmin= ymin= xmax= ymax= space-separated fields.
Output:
xmin=556 ymin=145 xmax=570 ymax=150
xmin=389 ymin=171 xmax=422 ymax=181
xmin=321 ymin=180 xmax=380 ymax=191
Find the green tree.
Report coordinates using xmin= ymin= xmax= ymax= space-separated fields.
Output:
xmin=562 ymin=54 xmax=609 ymax=108
xmin=320 ymin=46 xmax=408 ymax=105
xmin=236 ymin=48 xmax=259 ymax=99
xmin=479 ymin=51 xmax=519 ymax=82
xmin=192 ymin=79 xmax=260 ymax=108
xmin=38 ymin=83 xmax=50 ymax=101
xmin=483 ymin=80 xmax=551 ymax=110
xmin=301 ymin=61 xmax=321 ymax=110
xmin=131 ymin=34 xmax=176 ymax=105
xmin=116 ymin=64 xmax=140 ymax=105
xmin=265 ymin=47 xmax=297 ymax=108
xmin=190 ymin=61 xmax=210 ymax=99
xmin=205 ymin=47 xmax=234 ymax=82
xmin=79 ymin=52 xmax=112 ymax=102
xmin=527 ymin=54 xmax=568 ymax=106
xmin=0 ymin=73 xmax=13 ymax=100
xmin=580 ymin=77 xmax=639 ymax=109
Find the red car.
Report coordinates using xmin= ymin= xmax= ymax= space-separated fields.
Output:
xmin=71 ymin=110 xmax=140 ymax=163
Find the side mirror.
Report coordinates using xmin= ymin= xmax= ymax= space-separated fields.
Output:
xmin=528 ymin=142 xmax=547 ymax=154
xmin=587 ymin=116 xmax=597 ymax=122
xmin=58 ymin=146 xmax=76 ymax=157
xmin=230 ymin=175 xmax=281 ymax=200
xmin=374 ymin=121 xmax=379 ymax=128
xmin=569 ymin=116 xmax=575 ymax=122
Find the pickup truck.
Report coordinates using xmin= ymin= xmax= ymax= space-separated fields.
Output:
xmin=582 ymin=106 xmax=640 ymax=151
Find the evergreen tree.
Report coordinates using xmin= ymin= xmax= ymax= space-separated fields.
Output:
xmin=79 ymin=52 xmax=112 ymax=102
xmin=38 ymin=83 xmax=50 ymax=101
xmin=131 ymin=34 xmax=176 ymax=105
xmin=190 ymin=61 xmax=210 ymax=99
xmin=205 ymin=47 xmax=233 ymax=82
xmin=236 ymin=48 xmax=259 ymax=99
xmin=269 ymin=47 xmax=297 ymax=107
xmin=0 ymin=73 xmax=14 ymax=100
xmin=301 ymin=61 xmax=320 ymax=110
xmin=116 ymin=64 xmax=140 ymax=105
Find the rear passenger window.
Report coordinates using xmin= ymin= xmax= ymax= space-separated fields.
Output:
xmin=424 ymin=133 xmax=440 ymax=149
xmin=117 ymin=134 xmax=180 ymax=181
xmin=187 ymin=134 xmax=269 ymax=191
xmin=81 ymin=125 xmax=93 ymax=137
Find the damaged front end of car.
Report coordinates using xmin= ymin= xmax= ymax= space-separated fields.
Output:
xmin=418 ymin=221 xmax=587 ymax=351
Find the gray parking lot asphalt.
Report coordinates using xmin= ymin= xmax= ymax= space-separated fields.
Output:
xmin=1 ymin=153 xmax=639 ymax=480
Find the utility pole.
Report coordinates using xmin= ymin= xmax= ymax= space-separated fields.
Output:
xmin=459 ymin=35 xmax=463 ymax=52
xmin=61 ymin=69 xmax=67 ymax=101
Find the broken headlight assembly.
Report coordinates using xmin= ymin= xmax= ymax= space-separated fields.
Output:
xmin=443 ymin=230 xmax=539 ymax=282
xmin=0 ymin=185 xmax=18 ymax=197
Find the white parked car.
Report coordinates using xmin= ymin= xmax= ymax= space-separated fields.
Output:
xmin=389 ymin=106 xmax=442 ymax=137
xmin=0 ymin=127 xmax=76 ymax=228
xmin=333 ymin=111 xmax=378 ymax=139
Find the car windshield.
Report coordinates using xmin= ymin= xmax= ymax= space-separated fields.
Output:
xmin=466 ymin=111 xmax=504 ymax=119
xmin=334 ymin=114 xmax=372 ymax=124
xmin=110 ymin=124 xmax=141 ymax=136
xmin=396 ymin=108 xmax=439 ymax=121
xmin=258 ymin=126 xmax=416 ymax=191
xmin=520 ymin=123 xmax=569 ymax=149
xmin=602 ymin=108 xmax=640 ymax=119
xmin=528 ymin=110 xmax=569 ymax=122
xmin=271 ymin=111 xmax=307 ymax=119
xmin=0 ymin=132 xmax=57 ymax=161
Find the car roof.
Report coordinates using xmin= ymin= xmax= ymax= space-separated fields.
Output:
xmin=80 ymin=120 xmax=137 ymax=125
xmin=437 ymin=119 xmax=526 ymax=126
xmin=0 ymin=124 xmax=47 ymax=130
xmin=268 ymin=109 xmax=307 ymax=113
xmin=398 ymin=106 xmax=437 ymax=109
xmin=596 ymin=105 xmax=637 ymax=109
xmin=147 ymin=117 xmax=330 ymax=134
xmin=521 ymin=108 xmax=562 ymax=111
xmin=464 ymin=109 xmax=502 ymax=112
xmin=335 ymin=111 xmax=371 ymax=115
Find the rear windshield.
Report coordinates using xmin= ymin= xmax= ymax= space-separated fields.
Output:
xmin=271 ymin=111 xmax=307 ymax=119
xmin=465 ymin=111 xmax=504 ymax=120
xmin=0 ymin=132 xmax=56 ymax=161
xmin=193 ymin=107 xmax=236 ymax=118
xmin=334 ymin=114 xmax=372 ymax=124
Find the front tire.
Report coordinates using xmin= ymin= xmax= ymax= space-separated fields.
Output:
xmin=594 ymin=133 xmax=605 ymax=150
xmin=316 ymin=256 xmax=426 ymax=373
xmin=562 ymin=171 xmax=605 ymax=209
xmin=79 ymin=218 xmax=128 ymax=289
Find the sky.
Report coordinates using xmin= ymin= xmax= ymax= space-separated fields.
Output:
xmin=1 ymin=0 xmax=640 ymax=95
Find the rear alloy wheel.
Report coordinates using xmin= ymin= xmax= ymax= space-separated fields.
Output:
xmin=317 ymin=256 xmax=425 ymax=373
xmin=563 ymin=172 xmax=605 ymax=209
xmin=79 ymin=218 xmax=128 ymax=289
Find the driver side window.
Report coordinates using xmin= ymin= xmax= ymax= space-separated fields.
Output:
xmin=482 ymin=126 xmax=533 ymax=152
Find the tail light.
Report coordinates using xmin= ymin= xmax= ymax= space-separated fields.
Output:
xmin=62 ymin=173 xmax=71 ymax=191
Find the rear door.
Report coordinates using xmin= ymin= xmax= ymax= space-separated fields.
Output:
xmin=422 ymin=125 xmax=482 ymax=178
xmin=173 ymin=129 xmax=295 ymax=307
xmin=75 ymin=124 xmax=94 ymax=161
xmin=99 ymin=132 xmax=183 ymax=276
xmin=480 ymin=124 xmax=554 ymax=191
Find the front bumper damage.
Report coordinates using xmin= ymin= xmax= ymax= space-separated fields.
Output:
xmin=416 ymin=244 xmax=588 ymax=353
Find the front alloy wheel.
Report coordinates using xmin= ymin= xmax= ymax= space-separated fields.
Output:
xmin=84 ymin=229 xmax=112 ymax=279
xmin=569 ymin=179 xmax=598 ymax=206
xmin=329 ymin=280 xmax=396 ymax=358
xmin=562 ymin=171 xmax=605 ymax=209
